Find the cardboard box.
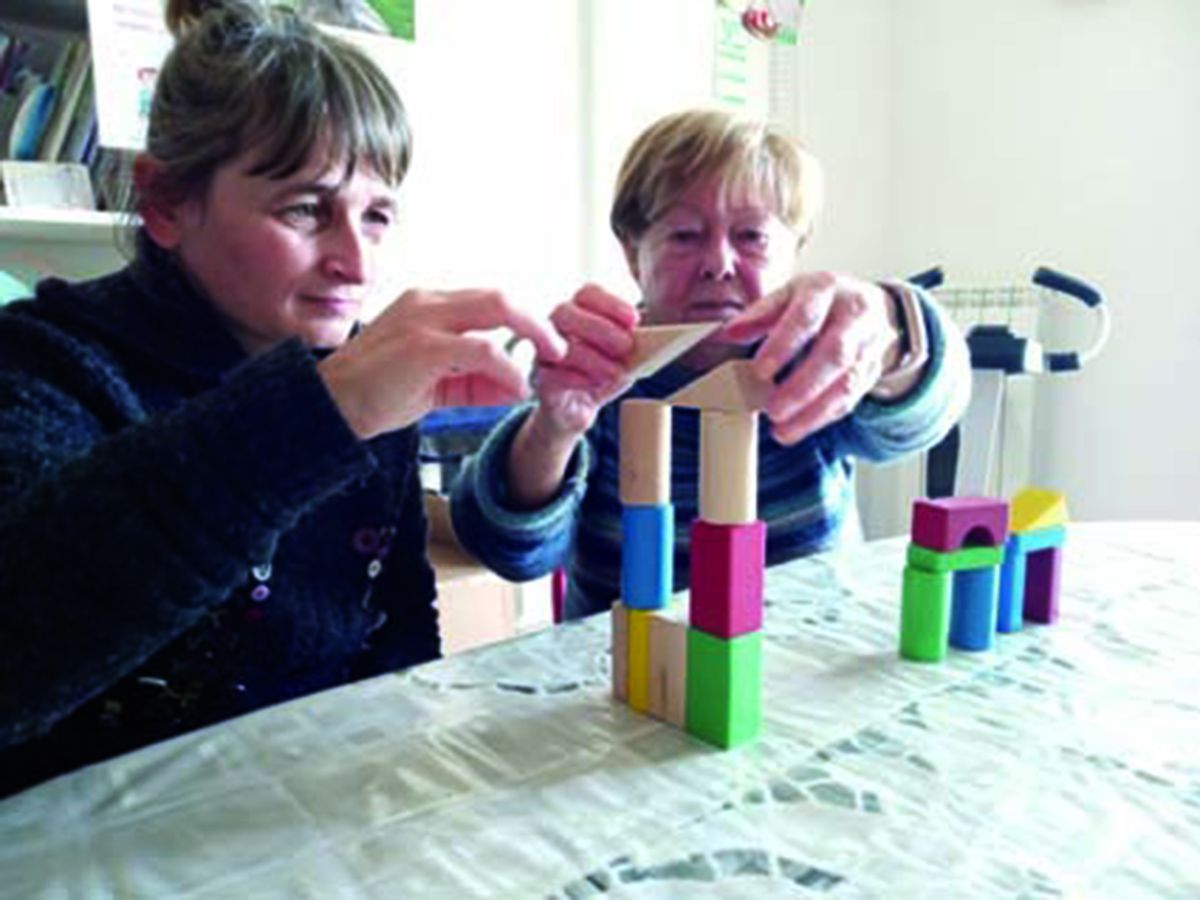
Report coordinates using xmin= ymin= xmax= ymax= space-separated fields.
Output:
xmin=424 ymin=493 xmax=520 ymax=655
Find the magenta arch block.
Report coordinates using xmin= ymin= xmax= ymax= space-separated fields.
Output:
xmin=911 ymin=497 xmax=1010 ymax=553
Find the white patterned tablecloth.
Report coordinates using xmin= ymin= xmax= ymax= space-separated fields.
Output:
xmin=1 ymin=522 xmax=1197 ymax=898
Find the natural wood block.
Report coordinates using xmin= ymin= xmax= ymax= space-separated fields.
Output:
xmin=619 ymin=399 xmax=671 ymax=505
xmin=911 ymin=496 xmax=1009 ymax=552
xmin=685 ymin=629 xmax=761 ymax=749
xmin=611 ymin=601 xmax=628 ymax=701
xmin=647 ymin=612 xmax=688 ymax=727
xmin=664 ymin=359 xmax=771 ymax=412
xmin=626 ymin=322 xmax=720 ymax=380
xmin=689 ymin=519 xmax=766 ymax=639
xmin=699 ymin=410 xmax=758 ymax=524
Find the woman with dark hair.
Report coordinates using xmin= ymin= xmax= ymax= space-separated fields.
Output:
xmin=0 ymin=0 xmax=562 ymax=796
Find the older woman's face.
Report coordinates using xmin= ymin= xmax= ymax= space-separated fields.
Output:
xmin=167 ymin=148 xmax=401 ymax=355
xmin=625 ymin=176 xmax=796 ymax=369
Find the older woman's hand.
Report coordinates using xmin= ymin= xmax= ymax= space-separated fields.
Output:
xmin=529 ymin=284 xmax=640 ymax=439
xmin=721 ymin=271 xmax=904 ymax=445
xmin=318 ymin=288 xmax=565 ymax=441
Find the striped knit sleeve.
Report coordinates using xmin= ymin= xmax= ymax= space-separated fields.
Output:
xmin=449 ymin=404 xmax=591 ymax=582
xmin=830 ymin=283 xmax=971 ymax=462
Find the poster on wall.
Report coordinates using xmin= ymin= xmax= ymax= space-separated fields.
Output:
xmin=86 ymin=0 xmax=174 ymax=151
xmin=86 ymin=0 xmax=416 ymax=151
xmin=713 ymin=4 xmax=768 ymax=118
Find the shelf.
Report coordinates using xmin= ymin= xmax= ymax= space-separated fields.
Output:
xmin=0 ymin=207 xmax=133 ymax=244
xmin=0 ymin=0 xmax=88 ymax=33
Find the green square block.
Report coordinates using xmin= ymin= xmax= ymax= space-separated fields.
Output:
xmin=907 ymin=541 xmax=1004 ymax=573
xmin=686 ymin=629 xmax=761 ymax=749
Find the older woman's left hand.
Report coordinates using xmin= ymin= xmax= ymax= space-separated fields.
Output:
xmin=721 ymin=271 xmax=903 ymax=445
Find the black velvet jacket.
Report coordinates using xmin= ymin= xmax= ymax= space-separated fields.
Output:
xmin=0 ymin=233 xmax=438 ymax=797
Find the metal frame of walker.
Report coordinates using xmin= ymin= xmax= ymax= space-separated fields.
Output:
xmin=909 ymin=266 xmax=1110 ymax=498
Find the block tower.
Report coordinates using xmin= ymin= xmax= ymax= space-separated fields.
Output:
xmin=611 ymin=348 xmax=770 ymax=750
xmin=900 ymin=488 xmax=1069 ymax=663
xmin=900 ymin=496 xmax=1010 ymax=661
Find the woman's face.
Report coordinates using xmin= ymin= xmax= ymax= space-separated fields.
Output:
xmin=164 ymin=148 xmax=400 ymax=354
xmin=625 ymin=175 xmax=796 ymax=370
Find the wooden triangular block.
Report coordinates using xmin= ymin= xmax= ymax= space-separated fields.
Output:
xmin=664 ymin=360 xmax=771 ymax=412
xmin=626 ymin=322 xmax=720 ymax=380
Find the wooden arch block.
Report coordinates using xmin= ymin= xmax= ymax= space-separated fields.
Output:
xmin=664 ymin=360 xmax=771 ymax=412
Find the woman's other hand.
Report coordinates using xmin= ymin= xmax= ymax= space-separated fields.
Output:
xmin=721 ymin=271 xmax=904 ymax=445
xmin=318 ymin=288 xmax=565 ymax=440
xmin=528 ymin=284 xmax=640 ymax=441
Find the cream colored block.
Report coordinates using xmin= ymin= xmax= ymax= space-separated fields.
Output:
xmin=1011 ymin=487 xmax=1069 ymax=533
xmin=664 ymin=360 xmax=771 ymax=412
xmin=699 ymin=410 xmax=758 ymax=524
xmin=619 ymin=399 xmax=672 ymax=505
xmin=627 ymin=322 xmax=720 ymax=380
xmin=647 ymin=612 xmax=688 ymax=727
xmin=611 ymin=601 xmax=629 ymax=701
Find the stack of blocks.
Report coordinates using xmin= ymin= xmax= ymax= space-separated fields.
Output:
xmin=900 ymin=487 xmax=1068 ymax=662
xmin=611 ymin=358 xmax=769 ymax=749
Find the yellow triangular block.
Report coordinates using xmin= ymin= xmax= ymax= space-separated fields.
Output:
xmin=626 ymin=322 xmax=720 ymax=380
xmin=664 ymin=360 xmax=771 ymax=412
xmin=1011 ymin=487 xmax=1069 ymax=533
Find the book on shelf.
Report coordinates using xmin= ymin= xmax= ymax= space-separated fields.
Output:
xmin=1 ymin=29 xmax=96 ymax=166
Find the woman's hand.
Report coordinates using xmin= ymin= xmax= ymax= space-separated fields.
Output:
xmin=318 ymin=288 xmax=565 ymax=440
xmin=505 ymin=284 xmax=639 ymax=508
xmin=721 ymin=271 xmax=904 ymax=445
xmin=529 ymin=284 xmax=640 ymax=441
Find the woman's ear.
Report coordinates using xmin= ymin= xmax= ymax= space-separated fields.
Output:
xmin=133 ymin=154 xmax=185 ymax=250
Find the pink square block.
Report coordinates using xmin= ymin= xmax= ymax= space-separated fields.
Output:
xmin=911 ymin=497 xmax=1009 ymax=552
xmin=689 ymin=519 xmax=766 ymax=639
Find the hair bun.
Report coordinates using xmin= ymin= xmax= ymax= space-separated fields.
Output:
xmin=164 ymin=0 xmax=260 ymax=38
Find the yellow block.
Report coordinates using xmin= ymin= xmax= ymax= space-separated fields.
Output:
xmin=627 ymin=609 xmax=652 ymax=713
xmin=1011 ymin=487 xmax=1069 ymax=533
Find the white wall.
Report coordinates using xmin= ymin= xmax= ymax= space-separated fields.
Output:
xmin=798 ymin=0 xmax=1200 ymax=526
xmin=381 ymin=0 xmax=587 ymax=323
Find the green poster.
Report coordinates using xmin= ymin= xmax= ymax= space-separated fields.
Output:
xmin=366 ymin=0 xmax=415 ymax=41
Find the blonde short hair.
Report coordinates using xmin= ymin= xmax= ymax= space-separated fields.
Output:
xmin=610 ymin=109 xmax=823 ymax=245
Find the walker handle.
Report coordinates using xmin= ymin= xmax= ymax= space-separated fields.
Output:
xmin=1032 ymin=266 xmax=1103 ymax=308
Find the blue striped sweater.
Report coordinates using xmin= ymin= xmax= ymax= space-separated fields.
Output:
xmin=451 ymin=285 xmax=970 ymax=620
